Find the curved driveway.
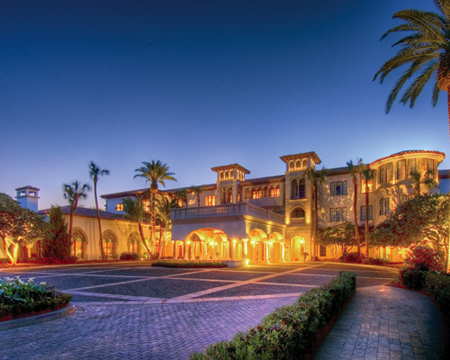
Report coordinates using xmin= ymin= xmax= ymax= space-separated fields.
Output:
xmin=0 ymin=262 xmax=398 ymax=360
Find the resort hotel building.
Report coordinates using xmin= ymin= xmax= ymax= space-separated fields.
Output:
xmin=7 ymin=149 xmax=448 ymax=264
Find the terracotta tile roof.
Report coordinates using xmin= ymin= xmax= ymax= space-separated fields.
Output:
xmin=370 ymin=150 xmax=445 ymax=167
xmin=39 ymin=206 xmax=124 ymax=219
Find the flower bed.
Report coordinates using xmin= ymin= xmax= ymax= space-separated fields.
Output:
xmin=190 ymin=271 xmax=357 ymax=360
xmin=0 ymin=277 xmax=72 ymax=322
xmin=152 ymin=260 xmax=227 ymax=268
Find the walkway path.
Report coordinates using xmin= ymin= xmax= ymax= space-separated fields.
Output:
xmin=315 ymin=286 xmax=450 ymax=360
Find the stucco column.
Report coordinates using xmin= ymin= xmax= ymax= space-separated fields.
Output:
xmin=172 ymin=241 xmax=176 ymax=259
xmin=229 ymin=240 xmax=233 ymax=260
xmin=266 ymin=242 xmax=270 ymax=263
xmin=184 ymin=242 xmax=188 ymax=260
xmin=200 ymin=241 xmax=204 ymax=260
xmin=282 ymin=243 xmax=286 ymax=262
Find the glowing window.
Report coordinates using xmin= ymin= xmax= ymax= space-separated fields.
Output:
xmin=361 ymin=179 xmax=373 ymax=193
xmin=204 ymin=195 xmax=215 ymax=206
xmin=116 ymin=203 xmax=123 ymax=211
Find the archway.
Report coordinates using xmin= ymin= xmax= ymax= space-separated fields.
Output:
xmin=128 ymin=232 xmax=141 ymax=256
xmin=248 ymin=228 xmax=268 ymax=262
xmin=269 ymin=232 xmax=284 ymax=263
xmin=290 ymin=236 xmax=306 ymax=261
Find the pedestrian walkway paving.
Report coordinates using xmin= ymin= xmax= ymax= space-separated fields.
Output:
xmin=315 ymin=286 xmax=450 ymax=360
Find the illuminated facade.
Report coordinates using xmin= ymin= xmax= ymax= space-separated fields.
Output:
xmin=99 ymin=149 xmax=446 ymax=263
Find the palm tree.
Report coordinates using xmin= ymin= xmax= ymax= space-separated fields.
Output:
xmin=156 ymin=197 xmax=179 ymax=258
xmin=62 ymin=181 xmax=91 ymax=256
xmin=134 ymin=161 xmax=176 ymax=250
xmin=174 ymin=189 xmax=189 ymax=208
xmin=374 ymin=0 xmax=450 ymax=140
xmin=347 ymin=159 xmax=364 ymax=257
xmin=361 ymin=168 xmax=375 ymax=258
xmin=189 ymin=186 xmax=207 ymax=207
xmin=302 ymin=167 xmax=328 ymax=260
xmin=122 ymin=197 xmax=153 ymax=259
xmin=410 ymin=170 xmax=437 ymax=196
xmin=88 ymin=161 xmax=110 ymax=260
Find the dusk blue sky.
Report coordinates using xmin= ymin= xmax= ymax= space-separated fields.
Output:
xmin=1 ymin=0 xmax=449 ymax=210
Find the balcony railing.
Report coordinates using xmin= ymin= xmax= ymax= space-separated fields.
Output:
xmin=171 ymin=202 xmax=285 ymax=224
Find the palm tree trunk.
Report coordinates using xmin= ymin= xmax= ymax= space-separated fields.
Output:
xmin=312 ymin=185 xmax=318 ymax=260
xmin=365 ymin=184 xmax=370 ymax=258
xmin=69 ymin=209 xmax=74 ymax=256
xmin=353 ymin=178 xmax=360 ymax=256
xmin=138 ymin=222 xmax=153 ymax=259
xmin=94 ymin=181 xmax=105 ymax=261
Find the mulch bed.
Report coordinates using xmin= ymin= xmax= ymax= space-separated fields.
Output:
xmin=0 ymin=302 xmax=70 ymax=322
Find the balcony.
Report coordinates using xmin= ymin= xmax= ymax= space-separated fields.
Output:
xmin=171 ymin=202 xmax=285 ymax=224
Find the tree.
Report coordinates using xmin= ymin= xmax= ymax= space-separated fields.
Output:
xmin=122 ymin=197 xmax=153 ymax=259
xmin=361 ymin=168 xmax=375 ymax=257
xmin=156 ymin=197 xmax=179 ymax=258
xmin=62 ymin=181 xmax=91 ymax=256
xmin=347 ymin=159 xmax=364 ymax=256
xmin=410 ymin=170 xmax=437 ymax=196
xmin=302 ymin=167 xmax=328 ymax=260
xmin=189 ymin=186 xmax=207 ymax=207
xmin=374 ymin=0 xmax=450 ymax=140
xmin=89 ymin=161 xmax=110 ymax=260
xmin=0 ymin=193 xmax=46 ymax=265
xmin=372 ymin=193 xmax=450 ymax=269
xmin=42 ymin=206 xmax=71 ymax=260
xmin=317 ymin=222 xmax=357 ymax=258
xmin=134 ymin=161 xmax=176 ymax=249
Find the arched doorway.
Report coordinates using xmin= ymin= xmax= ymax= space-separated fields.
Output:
xmin=290 ymin=236 xmax=306 ymax=261
xmin=248 ymin=229 xmax=268 ymax=262
xmin=128 ymin=232 xmax=140 ymax=256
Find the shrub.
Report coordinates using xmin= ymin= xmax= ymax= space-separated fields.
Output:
xmin=119 ymin=252 xmax=139 ymax=260
xmin=399 ymin=268 xmax=428 ymax=290
xmin=42 ymin=206 xmax=71 ymax=260
xmin=426 ymin=272 xmax=450 ymax=317
xmin=406 ymin=246 xmax=444 ymax=272
xmin=190 ymin=271 xmax=356 ymax=360
xmin=364 ymin=257 xmax=388 ymax=266
xmin=339 ymin=252 xmax=363 ymax=263
xmin=0 ymin=276 xmax=72 ymax=320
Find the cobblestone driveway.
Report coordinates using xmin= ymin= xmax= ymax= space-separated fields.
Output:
xmin=0 ymin=262 xmax=398 ymax=360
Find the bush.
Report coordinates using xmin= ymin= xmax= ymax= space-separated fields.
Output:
xmin=42 ymin=206 xmax=71 ymax=260
xmin=339 ymin=252 xmax=363 ymax=263
xmin=0 ymin=276 xmax=72 ymax=321
xmin=399 ymin=268 xmax=428 ymax=290
xmin=190 ymin=272 xmax=356 ymax=360
xmin=406 ymin=246 xmax=444 ymax=272
xmin=364 ymin=257 xmax=388 ymax=266
xmin=426 ymin=272 xmax=450 ymax=318
xmin=119 ymin=252 xmax=139 ymax=261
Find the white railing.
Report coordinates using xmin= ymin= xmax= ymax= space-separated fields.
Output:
xmin=171 ymin=202 xmax=284 ymax=224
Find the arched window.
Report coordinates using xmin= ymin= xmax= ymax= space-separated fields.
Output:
xmin=299 ymin=178 xmax=306 ymax=199
xmin=252 ymin=188 xmax=257 ymax=199
xmin=103 ymin=231 xmax=117 ymax=259
xmin=257 ymin=187 xmax=262 ymax=199
xmin=291 ymin=179 xmax=298 ymax=199
xmin=228 ymin=188 xmax=233 ymax=203
xmin=295 ymin=160 xmax=301 ymax=170
xmin=289 ymin=161 xmax=294 ymax=171
xmin=262 ymin=186 xmax=268 ymax=198
xmin=128 ymin=232 xmax=140 ymax=255
xmin=73 ymin=229 xmax=86 ymax=259
xmin=219 ymin=172 xmax=224 ymax=181
xmin=275 ymin=185 xmax=280 ymax=197
xmin=224 ymin=171 xmax=228 ymax=179
xmin=291 ymin=207 xmax=305 ymax=219
xmin=302 ymin=159 xmax=308 ymax=169
xmin=269 ymin=186 xmax=275 ymax=197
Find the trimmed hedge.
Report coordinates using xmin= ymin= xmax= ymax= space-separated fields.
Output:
xmin=190 ymin=271 xmax=356 ymax=360
xmin=152 ymin=260 xmax=227 ymax=268
xmin=425 ymin=272 xmax=450 ymax=318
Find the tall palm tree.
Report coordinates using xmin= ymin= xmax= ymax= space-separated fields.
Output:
xmin=374 ymin=0 xmax=450 ymax=140
xmin=62 ymin=181 xmax=91 ymax=256
xmin=88 ymin=161 xmax=110 ymax=260
xmin=134 ymin=161 xmax=176 ymax=249
xmin=122 ymin=197 xmax=153 ymax=259
xmin=156 ymin=197 xmax=179 ymax=258
xmin=347 ymin=159 xmax=364 ymax=257
xmin=361 ymin=168 xmax=375 ymax=258
xmin=189 ymin=186 xmax=207 ymax=207
xmin=302 ymin=167 xmax=328 ymax=260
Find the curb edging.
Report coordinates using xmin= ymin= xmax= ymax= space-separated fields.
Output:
xmin=0 ymin=303 xmax=76 ymax=332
